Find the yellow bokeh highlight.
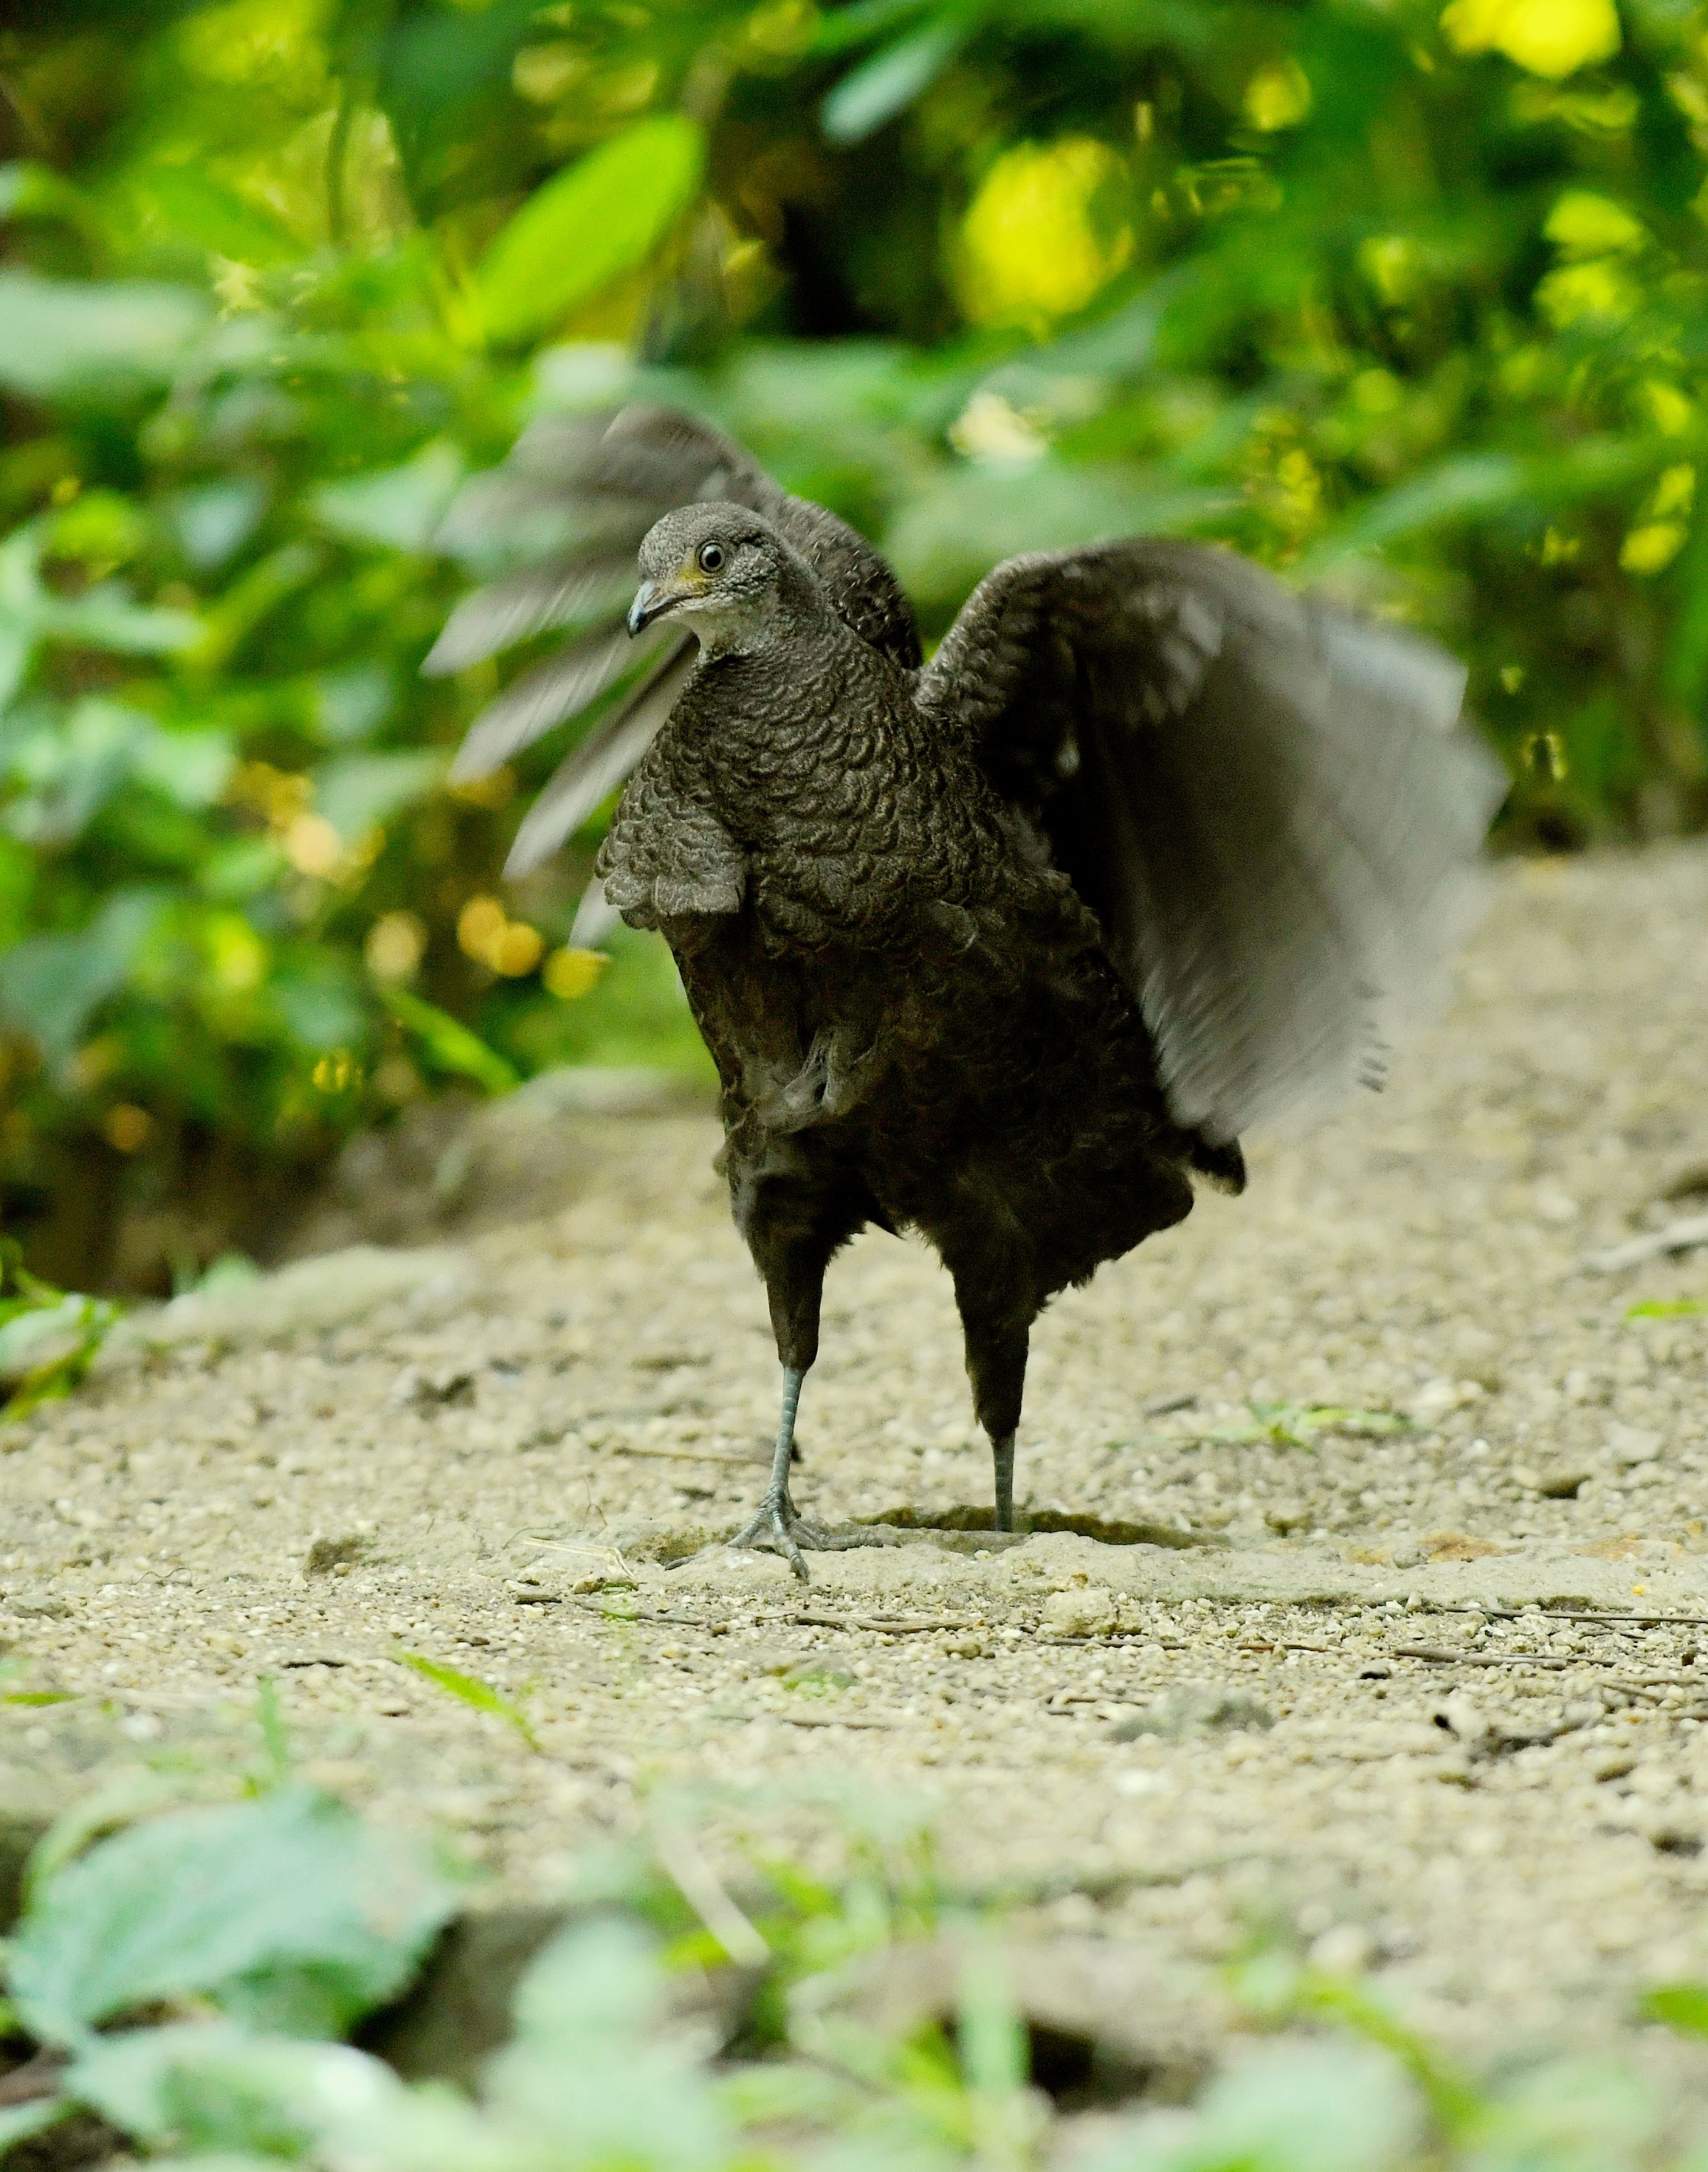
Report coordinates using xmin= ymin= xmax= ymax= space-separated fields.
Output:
xmin=1535 ymin=257 xmax=1636 ymax=326
xmin=282 ymin=812 xmax=343 ymax=878
xmin=958 ymin=139 xmax=1132 ymax=333
xmin=1545 ymin=190 xmax=1644 ymax=255
xmin=1441 ymin=0 xmax=1621 ymax=79
xmin=1245 ymin=59 xmax=1313 ymax=130
xmin=1650 ymin=463 xmax=1695 ymax=519
xmin=1621 ymin=523 xmax=1687 ymax=573
xmin=490 ymin=922 xmax=544 ymax=977
xmin=312 ymin=1050 xmax=359 ymax=1094
xmin=458 ymin=894 xmax=545 ymax=977
xmin=1641 ymin=381 xmax=1695 ymax=435
xmin=543 ymin=947 xmax=608 ymax=1000
xmin=457 ymin=895 xmax=507 ymax=962
xmin=102 ymin=1104 xmax=154 ymax=1154
xmin=365 ymin=910 xmax=427 ymax=983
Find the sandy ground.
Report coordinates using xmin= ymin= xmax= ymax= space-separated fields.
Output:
xmin=5 ymin=846 xmax=1708 ymax=2096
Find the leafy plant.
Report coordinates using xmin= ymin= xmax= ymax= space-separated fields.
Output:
xmin=395 ymin=1648 xmax=541 ymax=1751
xmin=8 ymin=1785 xmax=462 ymax=2049
xmin=0 ymin=1239 xmax=119 ymax=1421
xmin=1211 ymin=1402 xmax=1411 ymax=1450
xmin=0 ymin=1774 xmax=1701 ymax=2170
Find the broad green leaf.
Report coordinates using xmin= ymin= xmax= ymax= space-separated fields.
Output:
xmin=0 ymin=886 xmax=165 ymax=1064
xmin=0 ymin=271 xmax=208 ymax=399
xmin=66 ymin=2022 xmax=400 ymax=2155
xmin=1302 ymin=452 xmax=1527 ymax=568
xmin=1643 ymin=1981 xmax=1708 ymax=2034
xmin=312 ymin=750 xmax=444 ymax=840
xmin=474 ymin=116 xmax=705 ymax=347
xmin=312 ymin=441 xmax=465 ymax=553
xmin=487 ymin=1917 xmax=733 ymax=2160
xmin=0 ymin=528 xmax=198 ymax=708
xmin=0 ymin=2098 xmax=71 ymax=2157
xmin=311 ymin=663 xmax=395 ymax=744
xmin=136 ymin=729 xmax=236 ymax=810
xmin=8 ymin=1786 xmax=460 ymax=2049
xmin=822 ymin=17 xmax=968 ymax=144
xmin=132 ymin=167 xmax=298 ymax=266
xmin=163 ymin=480 xmax=269 ymax=572
xmin=1181 ymin=2042 xmax=1425 ymax=2172
xmin=810 ymin=0 xmax=936 ymax=55
xmin=395 ymin=1650 xmax=538 ymax=1751
xmin=380 ymin=985 xmax=519 ymax=1094
xmin=884 ymin=461 xmax=1226 ymax=615
xmin=0 ymin=161 xmax=89 ymax=228
xmin=1 ymin=698 xmax=151 ymax=848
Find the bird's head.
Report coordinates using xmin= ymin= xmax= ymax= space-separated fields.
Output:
xmin=627 ymin=503 xmax=803 ymax=656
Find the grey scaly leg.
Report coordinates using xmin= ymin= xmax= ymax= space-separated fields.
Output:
xmin=992 ymin=1431 xmax=1016 ymax=1533
xmin=732 ymin=1366 xmax=812 ymax=1580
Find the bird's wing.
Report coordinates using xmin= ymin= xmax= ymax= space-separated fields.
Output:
xmin=920 ymin=539 xmax=1506 ymax=1143
xmin=429 ymin=403 xmax=919 ymax=876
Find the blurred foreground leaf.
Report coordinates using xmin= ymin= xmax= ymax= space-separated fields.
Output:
xmin=8 ymin=1787 xmax=462 ymax=2049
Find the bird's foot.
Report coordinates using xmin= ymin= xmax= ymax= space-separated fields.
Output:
xmin=731 ymin=1490 xmax=833 ymax=1581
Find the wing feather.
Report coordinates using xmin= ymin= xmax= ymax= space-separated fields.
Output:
xmin=429 ymin=404 xmax=920 ymax=863
xmin=503 ymin=648 xmax=695 ymax=878
xmin=448 ymin=625 xmax=670 ymax=782
xmin=923 ymin=541 xmax=1504 ymax=1141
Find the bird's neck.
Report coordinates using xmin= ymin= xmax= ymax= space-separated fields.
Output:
xmin=691 ymin=611 xmax=888 ymax=751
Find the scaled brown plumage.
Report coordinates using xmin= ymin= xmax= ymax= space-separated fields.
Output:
xmin=434 ymin=408 xmax=1504 ymax=1575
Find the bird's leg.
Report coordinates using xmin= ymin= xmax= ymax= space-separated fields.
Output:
xmin=992 ymin=1432 xmax=1017 ymax=1534
xmin=725 ymin=1154 xmax=868 ymax=1580
xmin=731 ymin=1365 xmax=815 ymax=1579
xmin=951 ymin=1277 xmax=1033 ymax=1536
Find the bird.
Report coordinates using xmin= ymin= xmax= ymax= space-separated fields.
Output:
xmin=428 ymin=404 xmax=1505 ymax=1577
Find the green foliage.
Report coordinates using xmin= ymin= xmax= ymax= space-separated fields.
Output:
xmin=7 ymin=1785 xmax=462 ymax=2049
xmin=0 ymin=1777 xmax=1701 ymax=2170
xmin=395 ymin=1647 xmax=541 ymax=1750
xmin=0 ymin=1238 xmax=119 ymax=1419
xmin=1211 ymin=1401 xmax=1411 ymax=1449
xmin=5 ymin=0 xmax=1708 ymax=1290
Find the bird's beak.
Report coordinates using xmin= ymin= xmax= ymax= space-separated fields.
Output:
xmin=626 ymin=578 xmax=678 ymax=637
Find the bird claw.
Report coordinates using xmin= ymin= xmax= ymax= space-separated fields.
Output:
xmin=731 ymin=1492 xmax=829 ymax=1581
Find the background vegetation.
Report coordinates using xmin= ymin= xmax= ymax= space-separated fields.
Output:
xmin=3 ymin=0 xmax=1707 ymax=1292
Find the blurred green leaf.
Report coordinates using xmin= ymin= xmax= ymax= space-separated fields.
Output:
xmin=9 ymin=1786 xmax=461 ymax=2049
xmin=0 ymin=272 xmax=209 ymax=399
xmin=380 ymin=985 xmax=519 ymax=1094
xmin=67 ymin=2020 xmax=397 ymax=2155
xmin=312 ymin=750 xmax=443 ymax=839
xmin=0 ymin=886 xmax=164 ymax=1063
xmin=395 ymin=1649 xmax=539 ymax=1750
xmin=474 ymin=116 xmax=705 ymax=347
xmin=1642 ymin=1981 xmax=1708 ymax=2034
xmin=822 ymin=17 xmax=969 ymax=143
xmin=312 ymin=442 xmax=466 ymax=554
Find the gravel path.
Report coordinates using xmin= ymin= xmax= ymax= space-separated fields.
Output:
xmin=4 ymin=845 xmax=1708 ymax=2095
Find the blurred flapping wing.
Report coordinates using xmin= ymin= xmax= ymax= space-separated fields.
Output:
xmin=922 ymin=540 xmax=1506 ymax=1143
xmin=429 ymin=404 xmax=919 ymax=878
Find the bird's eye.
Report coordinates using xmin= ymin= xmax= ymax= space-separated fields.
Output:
xmin=698 ymin=542 xmax=725 ymax=573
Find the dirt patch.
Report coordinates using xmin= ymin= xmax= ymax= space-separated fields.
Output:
xmin=2 ymin=848 xmax=1708 ymax=2095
